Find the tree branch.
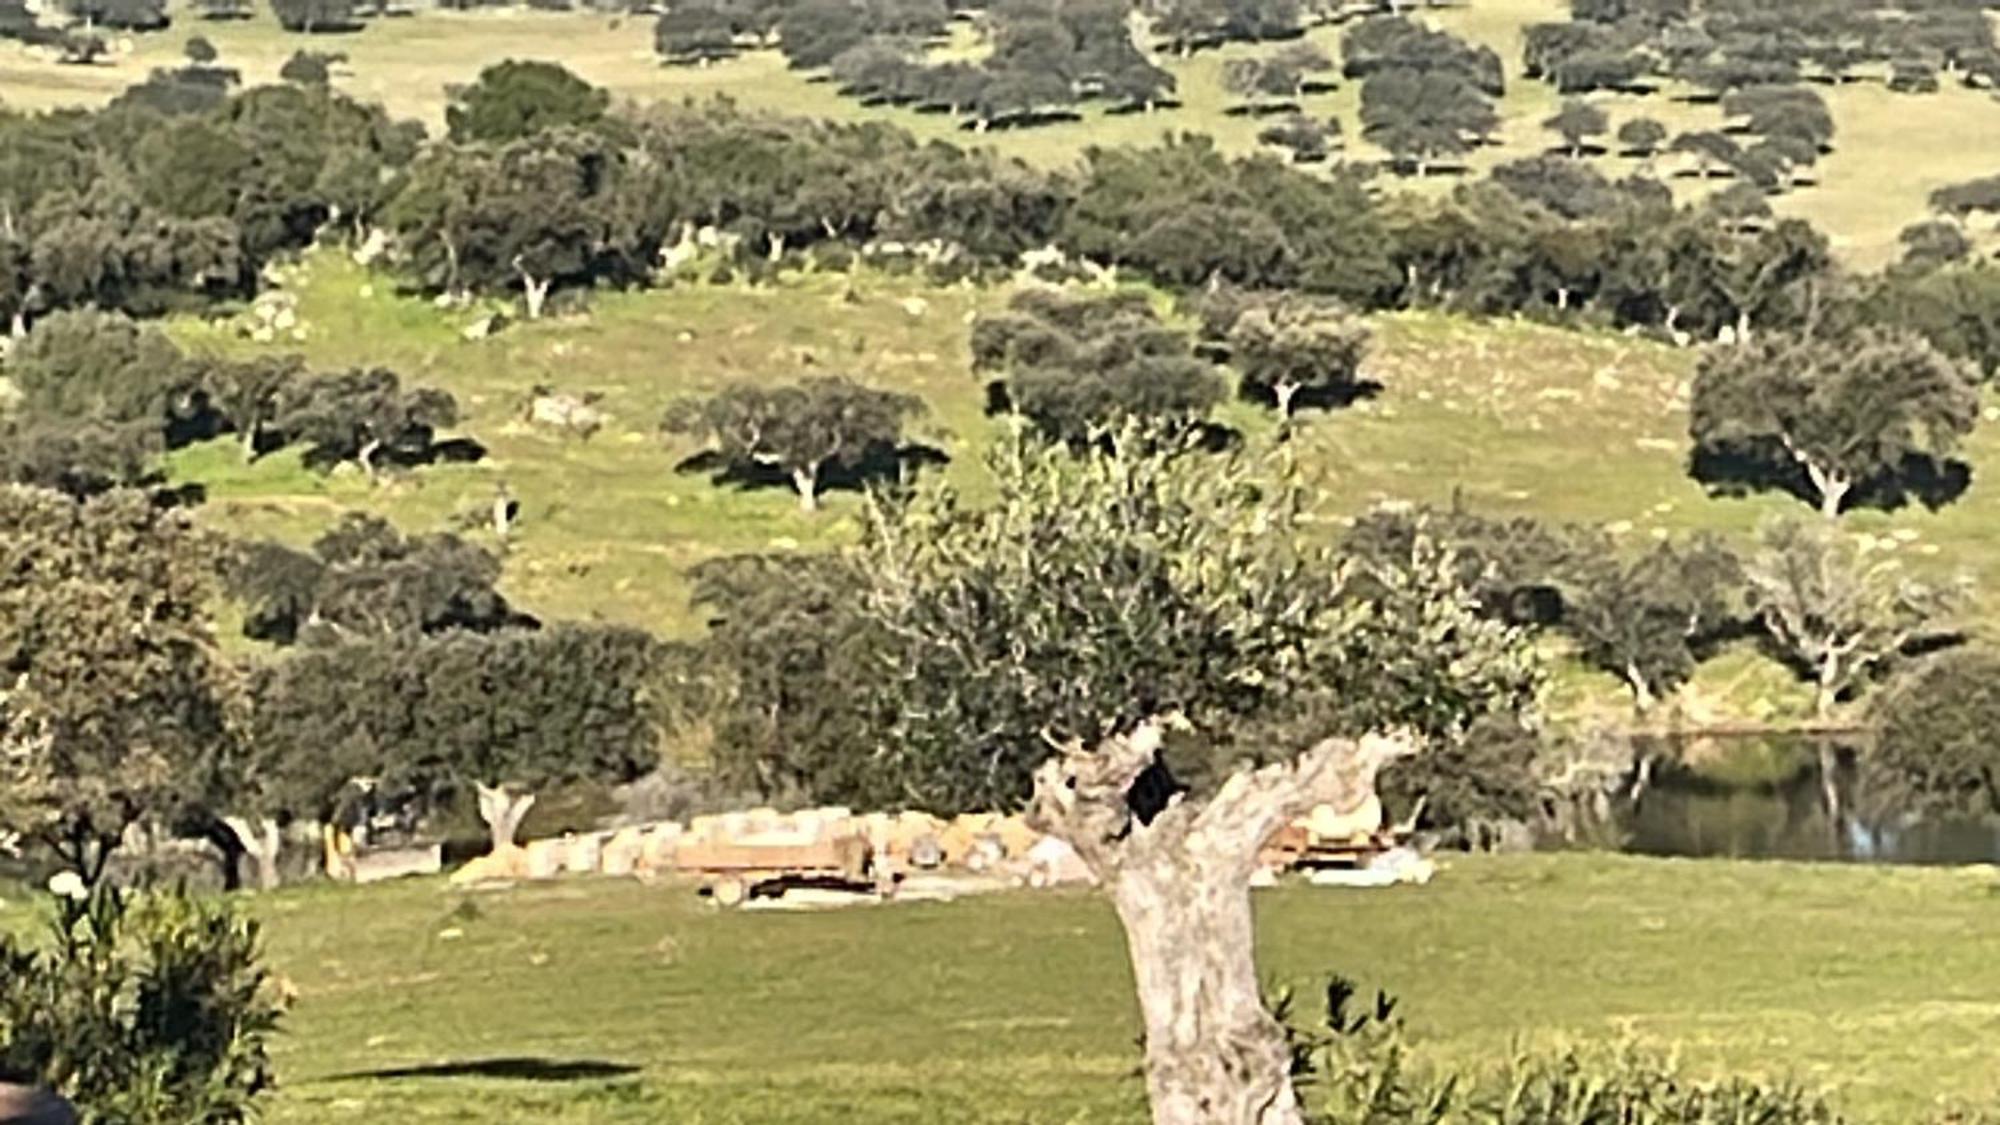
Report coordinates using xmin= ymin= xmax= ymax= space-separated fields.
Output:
xmin=1026 ymin=715 xmax=1185 ymax=874
xmin=1193 ymin=731 xmax=1419 ymax=870
xmin=1027 ymin=719 xmax=1421 ymax=880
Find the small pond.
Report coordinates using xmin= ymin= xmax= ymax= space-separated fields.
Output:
xmin=1594 ymin=733 xmax=2000 ymax=866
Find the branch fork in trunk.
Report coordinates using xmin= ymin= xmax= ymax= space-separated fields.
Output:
xmin=1028 ymin=717 xmax=1418 ymax=1125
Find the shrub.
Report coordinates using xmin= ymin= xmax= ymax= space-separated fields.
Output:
xmin=0 ymin=885 xmax=287 ymax=1125
xmin=1279 ymin=976 xmax=1844 ymax=1125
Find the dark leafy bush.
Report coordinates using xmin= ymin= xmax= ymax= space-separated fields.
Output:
xmin=0 ymin=886 xmax=286 ymax=1125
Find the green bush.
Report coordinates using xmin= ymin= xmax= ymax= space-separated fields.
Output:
xmin=1281 ymin=976 xmax=1842 ymax=1125
xmin=0 ymin=886 xmax=287 ymax=1125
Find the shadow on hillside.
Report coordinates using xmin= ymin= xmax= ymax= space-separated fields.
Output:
xmin=1690 ymin=445 xmax=1973 ymax=514
xmin=674 ymin=441 xmax=950 ymax=500
xmin=327 ymin=1057 xmax=640 ymax=1083
xmin=1236 ymin=377 xmax=1384 ymax=413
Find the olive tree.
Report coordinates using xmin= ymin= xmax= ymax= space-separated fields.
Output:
xmin=443 ymin=60 xmax=611 ymax=145
xmin=1617 ymin=117 xmax=1667 ymax=159
xmin=1689 ymin=329 xmax=1979 ymax=518
xmin=201 ymin=354 xmax=306 ymax=461
xmin=662 ymin=375 xmax=927 ymax=512
xmin=856 ymin=429 xmax=1539 ymax=1124
xmin=1745 ymin=518 xmax=1958 ymax=718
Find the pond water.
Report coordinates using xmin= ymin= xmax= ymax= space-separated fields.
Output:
xmin=1595 ymin=734 xmax=2000 ymax=866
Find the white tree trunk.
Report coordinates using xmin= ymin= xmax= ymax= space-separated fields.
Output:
xmin=221 ymin=815 xmax=283 ymax=892
xmin=476 ymin=784 xmax=537 ymax=854
xmin=1817 ymin=741 xmax=1843 ymax=833
xmin=492 ymin=490 xmax=514 ymax=540
xmin=1028 ymin=719 xmax=1415 ymax=1125
xmin=792 ymin=464 xmax=821 ymax=512
xmin=1806 ymin=462 xmax=1851 ymax=519
xmin=357 ymin=437 xmax=382 ymax=482
xmin=1625 ymin=662 xmax=1657 ymax=715
xmin=1274 ymin=382 xmax=1299 ymax=418
xmin=521 ymin=272 xmax=551 ymax=320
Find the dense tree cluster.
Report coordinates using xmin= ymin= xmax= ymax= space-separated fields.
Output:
xmin=239 ymin=622 xmax=666 ymax=855
xmin=5 ymin=60 xmax=1923 ymax=352
xmin=0 ymin=310 xmax=463 ymax=496
xmin=648 ymin=0 xmax=1452 ymax=129
xmin=1348 ymin=16 xmax=1503 ymax=174
xmin=1523 ymin=0 xmax=1998 ymax=98
xmin=0 ymin=78 xmax=421 ymax=326
xmin=228 ymin=513 xmax=532 ymax=645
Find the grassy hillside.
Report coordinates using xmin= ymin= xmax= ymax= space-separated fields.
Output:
xmin=127 ymin=853 xmax=1999 ymax=1122
xmin=154 ymin=252 xmax=2000 ymax=721
xmin=5 ymin=0 xmax=1999 ymax=265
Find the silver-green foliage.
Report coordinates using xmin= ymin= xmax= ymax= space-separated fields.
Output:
xmin=0 ymin=885 xmax=286 ymax=1125
xmin=858 ymin=423 xmax=1541 ymax=812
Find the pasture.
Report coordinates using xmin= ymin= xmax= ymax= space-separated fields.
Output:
xmin=190 ymin=853 xmax=2000 ymax=1123
xmin=150 ymin=251 xmax=2000 ymax=720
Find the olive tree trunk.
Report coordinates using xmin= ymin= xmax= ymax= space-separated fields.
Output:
xmin=1028 ymin=718 xmax=1414 ymax=1125
xmin=221 ymin=815 xmax=283 ymax=892
xmin=476 ymin=783 xmax=536 ymax=854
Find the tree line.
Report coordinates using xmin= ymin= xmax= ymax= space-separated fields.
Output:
xmin=8 ymin=56 xmax=1999 ymax=369
xmin=1523 ymin=0 xmax=1999 ymax=97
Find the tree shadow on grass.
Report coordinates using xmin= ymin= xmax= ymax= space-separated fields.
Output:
xmin=674 ymin=442 xmax=950 ymax=501
xmin=326 ymin=1057 xmax=638 ymax=1083
xmin=1689 ymin=444 xmax=1973 ymax=514
xmin=1236 ymin=378 xmax=1384 ymax=413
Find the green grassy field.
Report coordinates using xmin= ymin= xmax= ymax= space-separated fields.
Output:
xmin=91 ymin=853 xmax=1975 ymax=1122
xmin=5 ymin=0 xmax=1998 ymax=265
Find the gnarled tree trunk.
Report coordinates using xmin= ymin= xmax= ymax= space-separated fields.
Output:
xmin=1029 ymin=718 xmax=1414 ymax=1125
xmin=476 ymin=783 xmax=536 ymax=854
xmin=221 ymin=814 xmax=283 ymax=892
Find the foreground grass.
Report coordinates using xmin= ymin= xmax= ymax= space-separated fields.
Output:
xmin=4 ymin=0 xmax=1995 ymax=264
xmin=183 ymin=853 xmax=2000 ymax=1122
